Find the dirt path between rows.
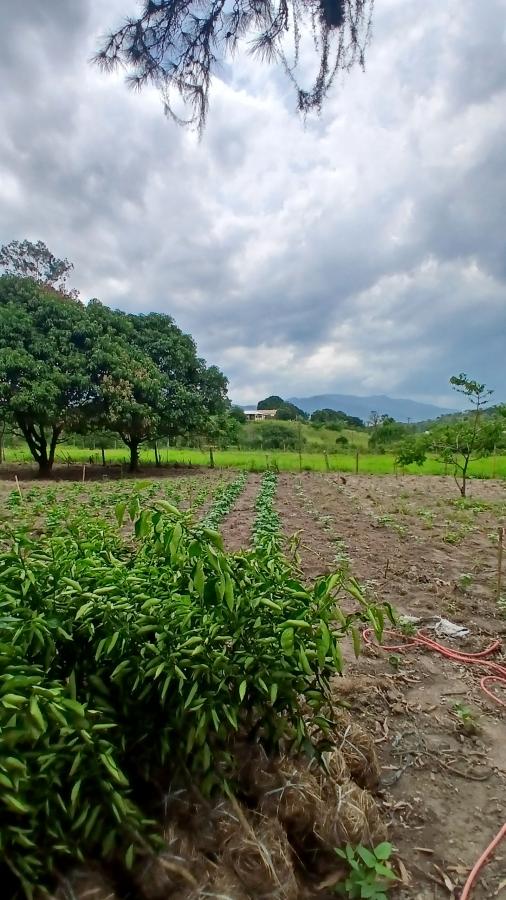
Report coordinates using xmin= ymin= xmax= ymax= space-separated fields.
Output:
xmin=220 ymin=474 xmax=263 ymax=552
xmin=276 ymin=474 xmax=341 ymax=581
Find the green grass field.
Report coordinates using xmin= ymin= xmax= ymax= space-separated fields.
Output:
xmin=3 ymin=444 xmax=506 ymax=478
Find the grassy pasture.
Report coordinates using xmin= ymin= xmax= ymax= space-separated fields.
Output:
xmin=2 ymin=444 xmax=506 ymax=478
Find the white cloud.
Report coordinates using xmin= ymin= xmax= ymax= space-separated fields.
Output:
xmin=0 ymin=0 xmax=504 ymax=408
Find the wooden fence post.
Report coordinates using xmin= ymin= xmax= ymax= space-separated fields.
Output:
xmin=14 ymin=475 xmax=23 ymax=500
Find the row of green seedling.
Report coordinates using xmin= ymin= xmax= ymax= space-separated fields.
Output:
xmin=199 ymin=471 xmax=248 ymax=531
xmin=252 ymin=471 xmax=282 ymax=553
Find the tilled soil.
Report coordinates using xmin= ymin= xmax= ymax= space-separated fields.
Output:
xmin=223 ymin=472 xmax=506 ymax=898
xmin=220 ymin=473 xmax=263 ymax=551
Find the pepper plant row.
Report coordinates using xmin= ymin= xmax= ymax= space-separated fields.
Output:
xmin=252 ymin=470 xmax=282 ymax=552
xmin=199 ymin=471 xmax=248 ymax=530
xmin=1 ymin=473 xmax=225 ymax=536
xmin=0 ymin=492 xmax=393 ymax=896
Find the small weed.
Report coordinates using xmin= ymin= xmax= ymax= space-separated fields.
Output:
xmin=6 ymin=490 xmax=23 ymax=509
xmin=450 ymin=498 xmax=491 ymax=513
xmin=388 ymin=654 xmax=402 ymax=670
xmin=398 ymin=620 xmax=416 ymax=637
xmin=417 ymin=507 xmax=436 ymax=527
xmin=452 ymin=702 xmax=479 ymax=735
xmin=333 ymin=538 xmax=350 ymax=568
xmin=442 ymin=527 xmax=463 ymax=545
xmin=457 ymin=572 xmax=473 ymax=591
xmin=374 ymin=513 xmax=406 ymax=538
xmin=375 ymin=514 xmax=393 ymax=528
xmin=390 ymin=503 xmax=410 ymax=516
xmin=333 ymin=843 xmax=397 ymax=898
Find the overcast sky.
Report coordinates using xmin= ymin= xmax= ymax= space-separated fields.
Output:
xmin=1 ymin=0 xmax=505 ymax=407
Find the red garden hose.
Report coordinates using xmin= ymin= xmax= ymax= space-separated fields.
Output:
xmin=460 ymin=824 xmax=506 ymax=900
xmin=362 ymin=629 xmax=506 ymax=707
xmin=362 ymin=628 xmax=506 ymax=897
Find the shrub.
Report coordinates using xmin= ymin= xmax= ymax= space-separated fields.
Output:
xmin=0 ymin=500 xmax=392 ymax=895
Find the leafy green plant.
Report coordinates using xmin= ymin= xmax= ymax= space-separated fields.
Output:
xmin=458 ymin=572 xmax=473 ymax=591
xmin=200 ymin=472 xmax=247 ymax=530
xmin=0 ymin=492 xmax=394 ymax=896
xmin=452 ymin=702 xmax=479 ymax=735
xmin=388 ymin=654 xmax=402 ymax=670
xmin=450 ymin=498 xmax=492 ymax=513
xmin=442 ymin=526 xmax=468 ymax=545
xmin=252 ymin=469 xmax=285 ymax=555
xmin=374 ymin=514 xmax=406 ymax=538
xmin=333 ymin=842 xmax=397 ymax=898
xmin=417 ymin=507 xmax=436 ymax=527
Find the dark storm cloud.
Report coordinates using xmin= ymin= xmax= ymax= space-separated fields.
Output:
xmin=0 ymin=0 xmax=505 ymax=405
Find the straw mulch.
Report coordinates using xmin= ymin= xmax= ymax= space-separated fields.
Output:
xmin=53 ymin=716 xmax=386 ymax=899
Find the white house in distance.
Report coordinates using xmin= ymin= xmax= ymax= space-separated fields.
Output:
xmin=243 ymin=409 xmax=278 ymax=421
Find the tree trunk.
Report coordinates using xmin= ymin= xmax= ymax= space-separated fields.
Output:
xmin=16 ymin=419 xmax=60 ymax=477
xmin=38 ymin=457 xmax=53 ymax=477
xmin=36 ymin=434 xmax=51 ymax=477
xmin=37 ymin=429 xmax=60 ymax=477
xmin=460 ymin=458 xmax=470 ymax=497
xmin=129 ymin=442 xmax=140 ymax=472
xmin=101 ymin=447 xmax=106 ymax=467
xmin=154 ymin=441 xmax=161 ymax=467
xmin=48 ymin=428 xmax=59 ymax=472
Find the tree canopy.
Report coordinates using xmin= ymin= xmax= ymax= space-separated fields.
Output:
xmin=0 ymin=240 xmax=75 ymax=295
xmin=0 ymin=277 xmax=91 ymax=475
xmin=96 ymin=0 xmax=374 ymax=131
xmin=0 ymin=276 xmax=228 ymax=474
xmin=244 ymin=421 xmax=303 ymax=450
xmin=229 ymin=405 xmax=247 ymax=424
xmin=257 ymin=395 xmax=285 ymax=410
xmin=257 ymin=395 xmax=306 ymax=420
xmin=368 ymin=418 xmax=409 ymax=449
xmin=311 ymin=408 xmax=364 ymax=428
xmin=275 ymin=402 xmax=307 ymax=421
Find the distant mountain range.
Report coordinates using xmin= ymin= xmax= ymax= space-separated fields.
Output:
xmin=286 ymin=393 xmax=457 ymax=423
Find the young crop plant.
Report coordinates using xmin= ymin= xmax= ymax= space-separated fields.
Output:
xmin=200 ymin=471 xmax=248 ymax=530
xmin=452 ymin=702 xmax=480 ymax=736
xmin=333 ymin=842 xmax=397 ymax=898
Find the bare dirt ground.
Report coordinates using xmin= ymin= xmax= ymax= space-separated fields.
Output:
xmin=220 ymin=473 xmax=263 ymax=551
xmin=270 ymin=473 xmax=506 ymax=899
